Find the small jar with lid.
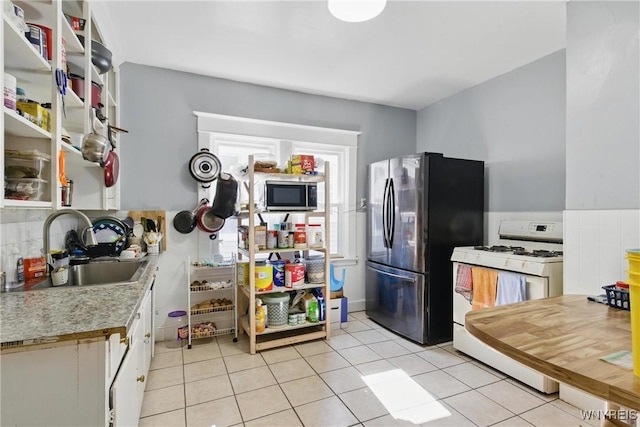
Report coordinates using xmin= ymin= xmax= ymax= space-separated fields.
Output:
xmin=165 ymin=311 xmax=188 ymax=348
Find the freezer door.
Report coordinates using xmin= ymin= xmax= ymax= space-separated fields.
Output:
xmin=367 ymin=160 xmax=390 ymax=265
xmin=388 ymin=155 xmax=424 ymax=272
xmin=365 ymin=261 xmax=426 ymax=343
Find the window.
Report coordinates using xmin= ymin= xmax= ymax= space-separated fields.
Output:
xmin=195 ymin=112 xmax=359 ymax=260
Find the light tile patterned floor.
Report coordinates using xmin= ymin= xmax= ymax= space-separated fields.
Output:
xmin=139 ymin=311 xmax=594 ymax=427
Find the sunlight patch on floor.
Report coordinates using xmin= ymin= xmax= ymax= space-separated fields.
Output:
xmin=362 ymin=369 xmax=451 ymax=424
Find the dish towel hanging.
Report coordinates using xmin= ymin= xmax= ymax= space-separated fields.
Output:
xmin=455 ymin=264 xmax=473 ymax=302
xmin=496 ymin=271 xmax=526 ymax=305
xmin=471 ymin=267 xmax=499 ymax=310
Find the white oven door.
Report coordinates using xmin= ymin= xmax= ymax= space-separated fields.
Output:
xmin=452 ymin=262 xmax=550 ymax=326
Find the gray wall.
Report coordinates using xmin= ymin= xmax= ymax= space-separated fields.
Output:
xmin=566 ymin=1 xmax=640 ymax=210
xmin=118 ymin=63 xmax=416 ymax=210
xmin=416 ymin=50 xmax=566 ymax=212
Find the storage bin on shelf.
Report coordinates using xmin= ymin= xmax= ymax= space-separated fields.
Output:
xmin=5 ymin=177 xmax=48 ymax=201
xmin=261 ymin=292 xmax=290 ymax=328
xmin=5 ymin=149 xmax=50 ymax=179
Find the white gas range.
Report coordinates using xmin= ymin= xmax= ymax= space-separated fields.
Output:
xmin=450 ymin=220 xmax=564 ymax=394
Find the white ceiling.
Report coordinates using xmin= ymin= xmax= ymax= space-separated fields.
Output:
xmin=94 ymin=1 xmax=566 ymax=111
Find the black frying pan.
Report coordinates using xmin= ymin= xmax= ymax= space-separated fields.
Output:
xmin=173 ymin=199 xmax=208 ymax=234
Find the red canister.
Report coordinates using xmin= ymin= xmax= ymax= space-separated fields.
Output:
xmin=285 ymin=261 xmax=305 ymax=289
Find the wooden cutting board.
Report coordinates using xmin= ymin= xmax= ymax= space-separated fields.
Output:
xmin=127 ymin=210 xmax=167 ymax=251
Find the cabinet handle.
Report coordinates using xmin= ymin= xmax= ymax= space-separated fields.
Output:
xmin=136 ymin=375 xmax=145 ymax=382
xmin=120 ymin=337 xmax=130 ymax=346
xmin=145 ymin=332 xmax=151 ymax=338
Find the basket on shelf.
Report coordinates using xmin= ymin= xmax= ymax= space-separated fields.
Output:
xmin=602 ymin=284 xmax=631 ymax=310
xmin=261 ymin=293 xmax=290 ymax=327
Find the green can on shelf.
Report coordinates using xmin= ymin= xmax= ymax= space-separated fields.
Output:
xmin=261 ymin=292 xmax=290 ymax=327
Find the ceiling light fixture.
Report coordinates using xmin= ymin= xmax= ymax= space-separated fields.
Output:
xmin=328 ymin=0 xmax=387 ymax=23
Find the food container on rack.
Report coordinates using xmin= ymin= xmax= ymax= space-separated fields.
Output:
xmin=4 ymin=178 xmax=48 ymax=201
xmin=5 ymin=151 xmax=50 ymax=179
xmin=165 ymin=310 xmax=188 ymax=348
xmin=261 ymin=292 xmax=290 ymax=327
xmin=255 ymin=261 xmax=273 ymax=292
xmin=305 ymin=256 xmax=325 ymax=283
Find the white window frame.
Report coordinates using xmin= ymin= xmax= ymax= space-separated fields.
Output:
xmin=194 ymin=111 xmax=359 ymax=259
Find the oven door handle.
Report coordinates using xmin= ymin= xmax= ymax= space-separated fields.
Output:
xmin=368 ymin=266 xmax=416 ymax=282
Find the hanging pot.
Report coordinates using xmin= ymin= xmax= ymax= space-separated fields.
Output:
xmin=188 ymin=148 xmax=221 ymax=188
xmin=82 ymin=108 xmax=109 ymax=163
xmin=173 ymin=199 xmax=208 ymax=234
xmin=210 ymin=172 xmax=239 ymax=219
xmin=104 ymin=149 xmax=119 ymax=187
xmin=196 ymin=200 xmax=225 ymax=233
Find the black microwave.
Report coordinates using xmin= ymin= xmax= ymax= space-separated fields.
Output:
xmin=265 ymin=181 xmax=317 ymax=211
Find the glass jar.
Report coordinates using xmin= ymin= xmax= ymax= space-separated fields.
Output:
xmin=165 ymin=310 xmax=188 ymax=348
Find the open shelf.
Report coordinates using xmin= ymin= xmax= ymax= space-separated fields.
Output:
xmin=4 ymin=108 xmax=52 ymax=139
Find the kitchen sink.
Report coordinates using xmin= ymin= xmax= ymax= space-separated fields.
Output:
xmin=14 ymin=258 xmax=150 ymax=291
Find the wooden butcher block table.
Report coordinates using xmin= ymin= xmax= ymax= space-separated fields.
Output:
xmin=465 ymin=295 xmax=640 ymax=412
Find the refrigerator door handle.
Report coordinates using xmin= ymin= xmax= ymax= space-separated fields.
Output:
xmin=388 ymin=178 xmax=396 ymax=248
xmin=368 ymin=265 xmax=417 ymax=282
xmin=382 ymin=178 xmax=390 ymax=248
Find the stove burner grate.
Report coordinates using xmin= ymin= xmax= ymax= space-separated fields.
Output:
xmin=472 ymin=246 xmax=563 ymax=257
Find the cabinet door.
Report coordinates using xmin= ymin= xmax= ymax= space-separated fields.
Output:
xmin=110 ymin=317 xmax=143 ymax=427
xmin=141 ymin=288 xmax=153 ymax=374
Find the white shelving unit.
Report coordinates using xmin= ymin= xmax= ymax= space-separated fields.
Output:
xmin=237 ymin=155 xmax=331 ymax=354
xmin=186 ymin=257 xmax=238 ymax=348
xmin=2 ymin=0 xmax=120 ymax=210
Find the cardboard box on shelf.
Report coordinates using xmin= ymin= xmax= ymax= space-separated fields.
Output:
xmin=328 ymin=297 xmax=349 ymax=329
xmin=290 ymin=154 xmax=315 ymax=175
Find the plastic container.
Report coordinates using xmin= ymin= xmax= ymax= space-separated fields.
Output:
xmin=317 ymin=291 xmax=326 ymax=322
xmin=5 ymin=152 xmax=50 ymax=179
xmin=285 ymin=260 xmax=305 ymax=289
xmin=294 ymin=224 xmax=307 ymax=249
xmin=305 ymin=256 xmax=325 ymax=283
xmin=166 ymin=311 xmax=188 ymax=348
xmin=255 ymin=299 xmax=266 ymax=333
xmin=602 ymin=284 xmax=630 ymax=310
xmin=272 ymin=259 xmax=286 ymax=287
xmin=3 ymin=244 xmax=24 ymax=289
xmin=5 ymin=178 xmax=48 ymax=201
xmin=255 ymin=261 xmax=273 ymax=292
xmin=307 ymin=224 xmax=324 ymax=248
xmin=24 ymin=241 xmax=46 ymax=285
xmin=261 ymin=292 xmax=290 ymax=327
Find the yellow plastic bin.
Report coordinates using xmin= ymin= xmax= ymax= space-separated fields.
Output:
xmin=627 ymin=249 xmax=640 ymax=376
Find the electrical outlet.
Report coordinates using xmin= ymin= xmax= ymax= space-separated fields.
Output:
xmin=360 ymin=198 xmax=367 ymax=209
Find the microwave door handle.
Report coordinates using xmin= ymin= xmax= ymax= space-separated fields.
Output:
xmin=382 ymin=178 xmax=390 ymax=248
xmin=388 ymin=178 xmax=395 ymax=249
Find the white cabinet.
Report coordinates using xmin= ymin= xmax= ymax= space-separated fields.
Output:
xmin=1 ymin=0 xmax=120 ymax=210
xmin=237 ymin=155 xmax=331 ymax=354
xmin=187 ymin=258 xmax=238 ymax=348
xmin=0 ymin=286 xmax=154 ymax=427
xmin=110 ymin=287 xmax=153 ymax=426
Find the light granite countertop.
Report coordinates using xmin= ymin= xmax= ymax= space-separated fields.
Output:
xmin=0 ymin=255 xmax=158 ymax=348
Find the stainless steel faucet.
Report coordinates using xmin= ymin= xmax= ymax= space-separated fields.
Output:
xmin=43 ymin=209 xmax=98 ymax=255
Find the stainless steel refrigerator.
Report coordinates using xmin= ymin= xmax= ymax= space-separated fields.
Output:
xmin=366 ymin=153 xmax=484 ymax=344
